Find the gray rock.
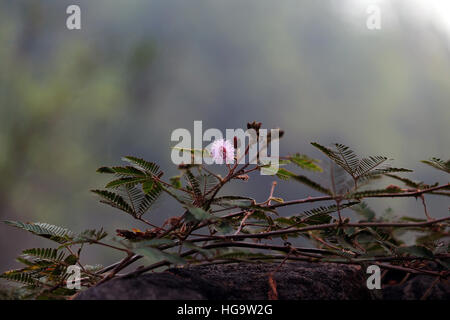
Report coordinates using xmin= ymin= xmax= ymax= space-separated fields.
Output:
xmin=382 ymin=275 xmax=450 ymax=300
xmin=75 ymin=262 xmax=370 ymax=300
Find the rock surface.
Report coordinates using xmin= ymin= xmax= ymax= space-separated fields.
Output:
xmin=382 ymin=275 xmax=450 ymax=300
xmin=74 ymin=262 xmax=449 ymax=300
xmin=75 ymin=262 xmax=370 ymax=300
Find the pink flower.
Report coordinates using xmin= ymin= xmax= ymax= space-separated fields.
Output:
xmin=210 ymin=139 xmax=235 ymax=164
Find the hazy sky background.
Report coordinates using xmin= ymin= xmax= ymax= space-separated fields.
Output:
xmin=0 ymin=0 xmax=449 ymax=272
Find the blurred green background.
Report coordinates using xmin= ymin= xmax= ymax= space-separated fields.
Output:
xmin=0 ymin=0 xmax=449 ymax=273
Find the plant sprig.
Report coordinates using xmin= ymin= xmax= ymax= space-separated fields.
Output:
xmin=2 ymin=123 xmax=449 ymax=299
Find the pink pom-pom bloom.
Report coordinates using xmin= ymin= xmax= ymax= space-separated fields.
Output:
xmin=210 ymin=139 xmax=235 ymax=164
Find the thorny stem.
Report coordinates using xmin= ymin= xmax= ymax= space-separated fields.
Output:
xmin=186 ymin=216 xmax=450 ymax=241
xmin=92 ymin=240 xmax=131 ymax=254
xmin=420 ymin=195 xmax=432 ymax=221
xmin=120 ymin=242 xmax=450 ymax=278
xmin=420 ymin=277 xmax=441 ymax=300
xmin=81 ymin=153 xmax=450 ymax=287
xmin=97 ymin=254 xmax=142 ymax=275
xmin=138 ymin=217 xmax=163 ymax=229
xmin=98 ymin=185 xmax=449 ymax=280
xmin=264 ymin=181 xmax=277 ymax=206
xmin=309 ymin=232 xmax=343 ymax=253
xmin=233 ymin=210 xmax=254 ymax=235
xmin=96 ymin=252 xmax=135 ymax=285
xmin=92 ymin=183 xmax=450 ymax=285
xmin=267 ymin=183 xmax=450 ymax=210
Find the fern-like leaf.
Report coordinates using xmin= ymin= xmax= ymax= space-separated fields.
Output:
xmin=136 ymin=184 xmax=163 ymax=217
xmin=421 ymin=158 xmax=450 ymax=174
xmin=351 ymin=202 xmax=376 ymax=221
xmin=0 ymin=271 xmax=38 ymax=285
xmin=2 ymin=221 xmax=75 ymax=243
xmin=311 ymin=142 xmax=354 ymax=175
xmin=288 ymin=154 xmax=323 ymax=172
xmin=105 ymin=177 xmax=149 ymax=189
xmin=276 ymin=168 xmax=332 ymax=195
xmin=122 ymin=156 xmax=162 ymax=176
xmin=312 ymin=143 xmax=359 ymax=176
xmin=91 ymin=189 xmax=135 ymax=215
xmin=384 ymin=174 xmax=422 ymax=188
xmin=296 ymin=202 xmax=359 ymax=221
xmin=213 ymin=196 xmax=256 ymax=208
xmin=355 ymin=156 xmax=388 ymax=177
xmin=358 ymin=167 xmax=413 ymax=184
xmin=185 ymin=170 xmax=203 ymax=200
xmin=97 ymin=166 xmax=145 ymax=177
xmin=69 ymin=228 xmax=108 ymax=244
xmin=334 ymin=143 xmax=360 ymax=174
xmin=22 ymin=248 xmax=66 ymax=263
xmin=292 ymin=175 xmax=332 ymax=195
xmin=347 ymin=187 xmax=404 ymax=199
xmin=196 ymin=173 xmax=220 ymax=196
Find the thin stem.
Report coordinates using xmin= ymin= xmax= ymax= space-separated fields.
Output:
xmin=96 ymin=252 xmax=134 ymax=285
xmin=187 ymin=216 xmax=450 ymax=241
xmin=93 ymin=241 xmax=131 ymax=254
xmin=420 ymin=195 xmax=432 ymax=221
xmin=266 ymin=183 xmax=450 ymax=210
xmin=138 ymin=217 xmax=162 ymax=229
xmin=420 ymin=277 xmax=440 ymax=300
xmin=233 ymin=210 xmax=253 ymax=235
xmin=201 ymin=166 xmax=223 ymax=182
xmin=97 ymin=254 xmax=142 ymax=275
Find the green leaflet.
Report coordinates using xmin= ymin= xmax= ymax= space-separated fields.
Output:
xmin=121 ymin=156 xmax=162 ymax=176
xmin=288 ymin=154 xmax=323 ymax=172
xmin=169 ymin=176 xmax=182 ymax=188
xmin=92 ymin=183 xmax=162 ymax=218
xmin=296 ymin=202 xmax=359 ymax=221
xmin=22 ymin=248 xmax=65 ymax=263
xmin=137 ymin=184 xmax=163 ymax=216
xmin=182 ymin=241 xmax=213 ymax=257
xmin=275 ymin=168 xmax=331 ymax=195
xmin=396 ymin=245 xmax=434 ymax=259
xmin=91 ymin=189 xmax=135 ymax=215
xmin=94 ymin=157 xmax=164 ymax=218
xmin=105 ymin=177 xmax=149 ymax=189
xmin=351 ymin=202 xmax=376 ymax=221
xmin=184 ymin=205 xmax=213 ymax=222
xmin=421 ymin=157 xmax=450 ymax=174
xmin=291 ymin=175 xmax=332 ymax=195
xmin=131 ymin=238 xmax=175 ymax=248
xmin=184 ymin=170 xmax=203 ymax=199
xmin=347 ymin=187 xmax=404 ymax=199
xmin=134 ymin=247 xmax=185 ymax=265
xmin=275 ymin=168 xmax=296 ymax=180
xmin=384 ymin=173 xmax=423 ymax=188
xmin=68 ymin=228 xmax=108 ymax=245
xmin=97 ymin=166 xmax=145 ymax=177
xmin=213 ymin=196 xmax=255 ymax=208
xmin=311 ymin=142 xmax=412 ymax=184
xmin=214 ymin=220 xmax=235 ymax=234
xmin=311 ymin=142 xmax=359 ymax=176
xmin=0 ymin=272 xmax=37 ymax=286
xmin=2 ymin=221 xmax=75 ymax=244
